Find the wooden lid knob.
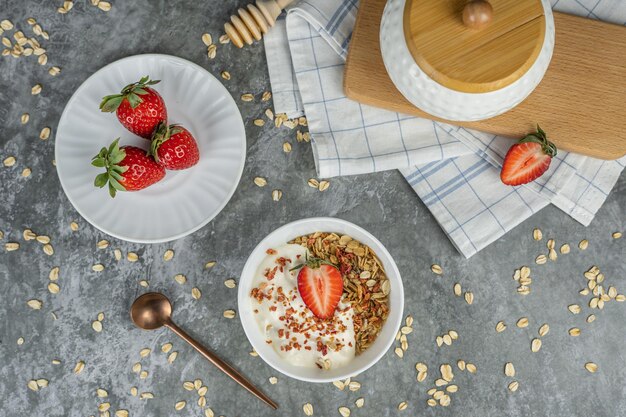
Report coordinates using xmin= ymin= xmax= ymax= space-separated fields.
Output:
xmin=463 ymin=0 xmax=493 ymax=30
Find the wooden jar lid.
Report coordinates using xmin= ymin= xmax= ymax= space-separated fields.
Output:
xmin=403 ymin=0 xmax=546 ymax=93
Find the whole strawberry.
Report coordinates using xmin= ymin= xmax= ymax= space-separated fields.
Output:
xmin=99 ymin=76 xmax=167 ymax=139
xmin=92 ymin=138 xmax=165 ymax=198
xmin=501 ymin=125 xmax=557 ymax=186
xmin=149 ymin=122 xmax=200 ymax=170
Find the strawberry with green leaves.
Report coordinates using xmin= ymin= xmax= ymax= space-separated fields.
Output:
xmin=293 ymin=256 xmax=344 ymax=319
xmin=92 ymin=138 xmax=165 ymax=198
xmin=501 ymin=125 xmax=557 ymax=186
xmin=149 ymin=122 xmax=200 ymax=170
xmin=100 ymin=76 xmax=167 ymax=139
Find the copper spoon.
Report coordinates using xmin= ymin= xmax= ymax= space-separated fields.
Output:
xmin=130 ymin=292 xmax=277 ymax=410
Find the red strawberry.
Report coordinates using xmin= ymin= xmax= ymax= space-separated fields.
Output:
xmin=295 ymin=257 xmax=343 ymax=319
xmin=92 ymin=138 xmax=165 ymax=198
xmin=100 ymin=76 xmax=167 ymax=139
xmin=501 ymin=125 xmax=557 ymax=186
xmin=149 ymin=122 xmax=200 ymax=170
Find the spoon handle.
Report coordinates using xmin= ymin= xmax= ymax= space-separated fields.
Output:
xmin=166 ymin=320 xmax=277 ymax=410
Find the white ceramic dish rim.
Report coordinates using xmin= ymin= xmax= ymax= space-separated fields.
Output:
xmin=238 ymin=217 xmax=405 ymax=383
xmin=380 ymin=0 xmax=555 ymax=121
xmin=54 ymin=54 xmax=246 ymax=243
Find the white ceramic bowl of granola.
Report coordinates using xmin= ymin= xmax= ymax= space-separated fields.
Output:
xmin=238 ymin=217 xmax=404 ymax=383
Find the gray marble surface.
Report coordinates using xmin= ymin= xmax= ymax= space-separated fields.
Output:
xmin=1 ymin=1 xmax=625 ymax=416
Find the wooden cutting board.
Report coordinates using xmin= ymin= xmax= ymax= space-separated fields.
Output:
xmin=344 ymin=0 xmax=626 ymax=160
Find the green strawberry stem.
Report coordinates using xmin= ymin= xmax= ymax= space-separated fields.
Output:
xmin=149 ymin=122 xmax=183 ymax=162
xmin=290 ymin=253 xmax=337 ymax=272
xmin=91 ymin=138 xmax=129 ymax=198
xmin=519 ymin=124 xmax=557 ymax=157
xmin=99 ymin=75 xmax=160 ymax=113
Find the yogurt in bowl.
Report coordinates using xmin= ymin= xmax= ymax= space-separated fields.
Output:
xmin=238 ymin=217 xmax=404 ymax=383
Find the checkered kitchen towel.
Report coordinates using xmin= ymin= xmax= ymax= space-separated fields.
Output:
xmin=264 ymin=0 xmax=626 ymax=257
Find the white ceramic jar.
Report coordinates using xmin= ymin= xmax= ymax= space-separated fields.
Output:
xmin=380 ymin=0 xmax=555 ymax=122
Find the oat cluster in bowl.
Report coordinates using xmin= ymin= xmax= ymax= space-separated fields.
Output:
xmin=290 ymin=232 xmax=391 ymax=354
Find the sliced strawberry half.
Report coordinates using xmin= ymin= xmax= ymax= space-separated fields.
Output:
xmin=501 ymin=125 xmax=557 ymax=186
xmin=295 ymin=256 xmax=343 ymax=319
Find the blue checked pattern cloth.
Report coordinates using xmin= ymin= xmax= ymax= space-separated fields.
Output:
xmin=264 ymin=0 xmax=626 ymax=258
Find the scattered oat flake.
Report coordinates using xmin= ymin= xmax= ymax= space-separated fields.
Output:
xmin=207 ymin=44 xmax=217 ymax=59
xmin=221 ymin=71 xmax=230 ymax=80
xmin=516 ymin=317 xmax=529 ymax=328
xmin=560 ymin=244 xmax=570 ymax=254
xmin=98 ymin=1 xmax=112 ymax=11
xmin=531 ymin=338 xmax=542 ymax=353
xmin=568 ymin=304 xmax=581 ymax=314
xmin=28 ymin=380 xmax=39 ymax=391
xmin=97 ymin=388 xmax=108 ymax=397
xmin=269 ymin=376 xmax=278 ymax=384
xmin=21 ymin=113 xmax=30 ymax=124
xmin=612 ymin=232 xmax=622 ymax=239
xmin=5 ymin=242 xmax=20 ymax=251
xmin=466 ymin=363 xmax=477 ymax=373
xmin=140 ymin=392 xmax=154 ymax=400
xmin=496 ymin=321 xmax=506 ymax=332
xmin=254 ymin=119 xmax=265 ymax=127
xmin=431 ymin=264 xmax=443 ymax=274
xmin=338 ymin=406 xmax=351 ymax=417
xmin=508 ymin=381 xmax=519 ymax=392
xmin=168 ymin=351 xmax=178 ymax=363
xmin=219 ymin=34 xmax=230 ymax=44
xmin=453 ymin=283 xmax=462 ymax=296
xmin=74 ymin=360 xmax=85 ymax=374
xmin=398 ymin=401 xmax=408 ymax=411
xmin=464 ymin=291 xmax=474 ymax=305
xmin=191 ymin=287 xmax=201 ymax=300
xmin=318 ymin=180 xmax=330 ymax=192
xmin=533 ymin=228 xmax=542 ymax=240
xmin=3 ymin=156 xmax=16 ymax=167
xmin=31 ymin=84 xmax=42 ymax=95
xmin=163 ymin=249 xmax=174 ymax=261
xmin=262 ymin=91 xmax=272 ymax=101
xmin=224 ymin=278 xmax=236 ymax=288
xmin=505 ymin=362 xmax=515 ymax=377
xmin=241 ymin=93 xmax=254 ymax=102
xmin=395 ymin=347 xmax=404 ymax=358
xmin=569 ymin=327 xmax=581 ymax=336
xmin=140 ymin=348 xmax=151 ymax=357
xmin=49 ymin=66 xmax=61 ymax=76
xmin=17 ymin=337 xmax=24 ymax=345
xmin=27 ymin=299 xmax=43 ymax=309
xmin=539 ymin=323 xmax=549 ymax=337
xmin=70 ymin=221 xmax=79 ymax=231
xmin=205 ymin=260 xmax=216 ymax=268
xmin=223 ymin=309 xmax=236 ymax=319
xmin=116 ymin=411 xmax=129 ymax=417
xmin=283 ymin=142 xmax=292 ymax=153
xmin=585 ymin=362 xmax=598 ymax=373
xmin=92 ymin=264 xmax=104 ymax=272
xmin=97 ymin=239 xmax=109 ymax=249
xmin=22 ymin=168 xmax=32 ymax=177
xmin=272 ymin=189 xmax=282 ymax=201
xmin=579 ymin=239 xmax=589 ymax=250
xmin=174 ymin=274 xmax=187 ymax=284
xmin=174 ymin=401 xmax=186 ymax=410
xmin=92 ymin=320 xmax=103 ymax=332
xmin=201 ymin=33 xmax=212 ymax=46
xmin=254 ymin=177 xmax=267 ymax=187
xmin=127 ymin=252 xmax=138 ymax=262
xmin=303 ymin=403 xmax=314 ymax=416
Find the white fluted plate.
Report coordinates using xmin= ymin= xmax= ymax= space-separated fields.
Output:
xmin=55 ymin=54 xmax=246 ymax=243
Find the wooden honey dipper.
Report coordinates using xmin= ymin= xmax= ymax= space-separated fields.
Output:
xmin=224 ymin=0 xmax=294 ymax=48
